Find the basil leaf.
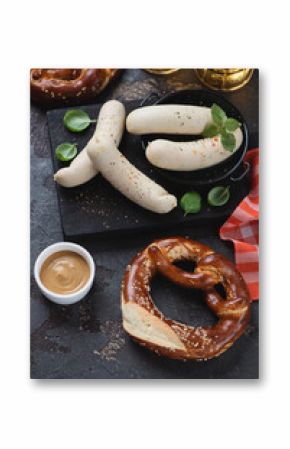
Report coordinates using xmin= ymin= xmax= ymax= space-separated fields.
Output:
xmin=211 ymin=103 xmax=227 ymax=127
xmin=202 ymin=123 xmax=220 ymax=138
xmin=220 ymin=127 xmax=228 ymax=138
xmin=221 ymin=131 xmax=236 ymax=152
xmin=63 ymin=110 xmax=95 ymax=132
xmin=225 ymin=118 xmax=240 ymax=132
xmin=180 ymin=191 xmax=202 ymax=215
xmin=55 ymin=143 xmax=77 ymax=162
xmin=207 ymin=186 xmax=230 ymax=207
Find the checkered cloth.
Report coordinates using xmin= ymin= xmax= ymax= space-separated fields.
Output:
xmin=220 ymin=148 xmax=259 ymax=300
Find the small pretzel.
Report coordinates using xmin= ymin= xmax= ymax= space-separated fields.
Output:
xmin=30 ymin=68 xmax=119 ymax=106
xmin=121 ymin=237 xmax=251 ymax=361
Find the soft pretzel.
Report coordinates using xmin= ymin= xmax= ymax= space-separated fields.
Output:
xmin=121 ymin=237 xmax=251 ymax=360
xmin=30 ymin=68 xmax=119 ymax=106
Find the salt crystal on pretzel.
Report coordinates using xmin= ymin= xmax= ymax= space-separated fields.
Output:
xmin=121 ymin=237 xmax=251 ymax=361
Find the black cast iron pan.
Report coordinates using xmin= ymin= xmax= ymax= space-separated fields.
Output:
xmin=140 ymin=89 xmax=249 ymax=186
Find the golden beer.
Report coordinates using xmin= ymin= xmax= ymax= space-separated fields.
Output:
xmin=144 ymin=69 xmax=179 ymax=75
xmin=194 ymin=69 xmax=254 ymax=91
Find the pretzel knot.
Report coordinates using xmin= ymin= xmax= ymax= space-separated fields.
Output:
xmin=30 ymin=68 xmax=119 ymax=106
xmin=121 ymin=237 xmax=251 ymax=361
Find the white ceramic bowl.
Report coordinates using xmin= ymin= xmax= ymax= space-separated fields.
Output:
xmin=34 ymin=242 xmax=95 ymax=305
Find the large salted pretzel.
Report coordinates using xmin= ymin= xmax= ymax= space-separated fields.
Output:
xmin=121 ymin=237 xmax=251 ymax=361
xmin=30 ymin=68 xmax=119 ymax=106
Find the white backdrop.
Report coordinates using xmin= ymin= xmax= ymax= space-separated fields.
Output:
xmin=0 ymin=1 xmax=288 ymax=448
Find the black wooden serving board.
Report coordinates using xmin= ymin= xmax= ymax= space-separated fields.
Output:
xmin=47 ymin=101 xmax=249 ymax=240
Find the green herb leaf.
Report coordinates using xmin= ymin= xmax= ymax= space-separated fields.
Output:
xmin=211 ymin=103 xmax=227 ymax=127
xmin=225 ymin=118 xmax=240 ymax=132
xmin=221 ymin=131 xmax=236 ymax=152
xmin=207 ymin=186 xmax=230 ymax=207
xmin=180 ymin=191 xmax=202 ymax=215
xmin=220 ymin=127 xmax=228 ymax=138
xmin=55 ymin=143 xmax=77 ymax=162
xmin=63 ymin=110 xmax=96 ymax=132
xmin=202 ymin=123 xmax=220 ymax=138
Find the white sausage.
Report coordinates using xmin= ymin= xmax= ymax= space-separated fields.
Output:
xmin=54 ymin=100 xmax=125 ymax=187
xmin=93 ymin=99 xmax=126 ymax=145
xmin=145 ymin=128 xmax=243 ymax=171
xmin=126 ymin=105 xmax=212 ymax=135
xmin=53 ymin=140 xmax=97 ymax=188
xmin=87 ymin=139 xmax=177 ymax=214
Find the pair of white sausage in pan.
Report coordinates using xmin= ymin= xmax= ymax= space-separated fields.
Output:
xmin=54 ymin=101 xmax=177 ymax=214
xmin=126 ymin=105 xmax=243 ymax=171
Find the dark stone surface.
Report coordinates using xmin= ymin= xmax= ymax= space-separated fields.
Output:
xmin=30 ymin=69 xmax=259 ymax=379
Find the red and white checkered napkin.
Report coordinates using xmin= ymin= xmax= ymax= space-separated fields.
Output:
xmin=220 ymin=148 xmax=259 ymax=300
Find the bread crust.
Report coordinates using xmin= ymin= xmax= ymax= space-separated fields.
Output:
xmin=121 ymin=237 xmax=251 ymax=361
xmin=30 ymin=68 xmax=120 ymax=106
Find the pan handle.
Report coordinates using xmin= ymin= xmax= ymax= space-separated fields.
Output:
xmin=140 ymin=92 xmax=160 ymax=107
xmin=230 ymin=161 xmax=250 ymax=182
